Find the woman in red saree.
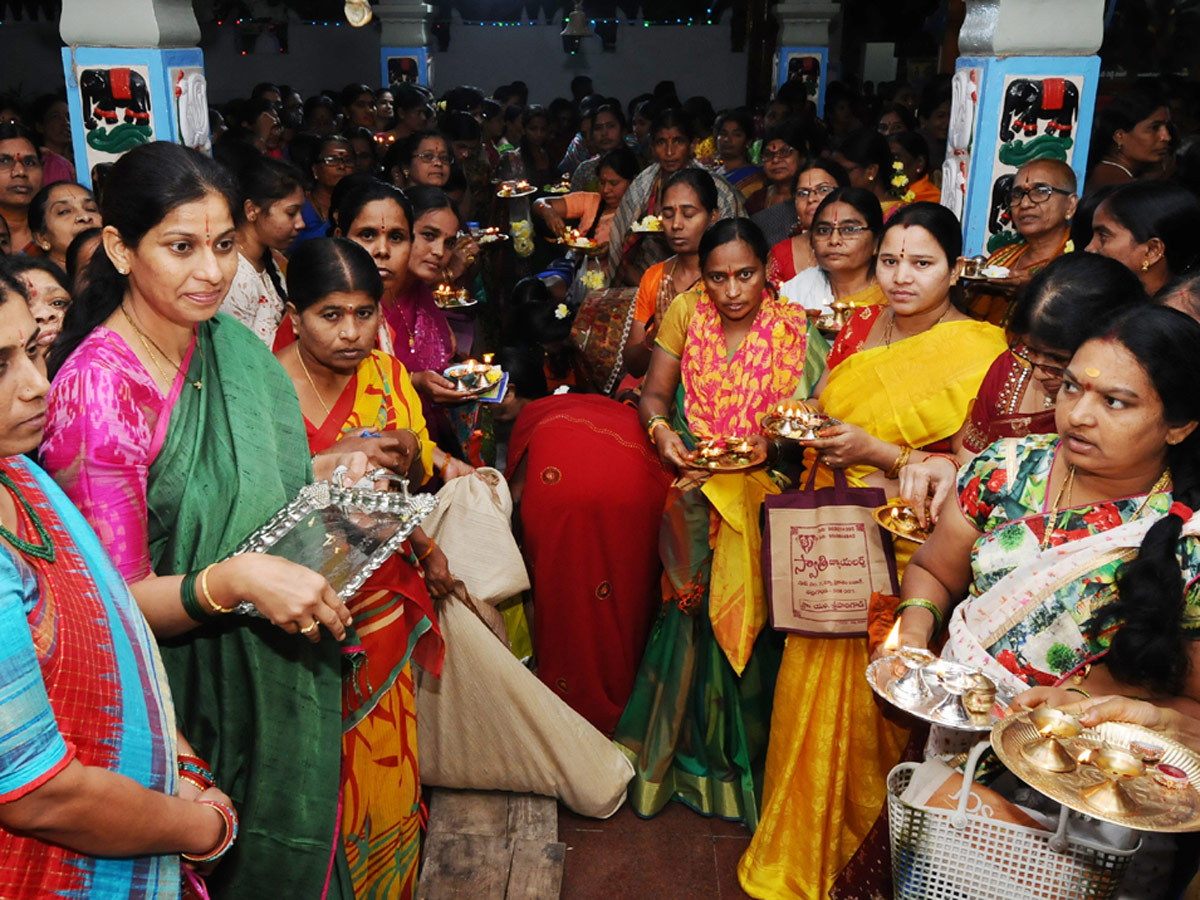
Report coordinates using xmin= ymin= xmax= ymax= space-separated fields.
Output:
xmin=276 ymin=237 xmax=448 ymax=900
xmin=501 ymin=348 xmax=671 ymax=735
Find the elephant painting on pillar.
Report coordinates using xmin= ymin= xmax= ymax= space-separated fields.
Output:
xmin=78 ymin=65 xmax=154 ymax=160
xmin=999 ymin=77 xmax=1080 ymax=142
xmin=986 ymin=73 xmax=1084 ymax=253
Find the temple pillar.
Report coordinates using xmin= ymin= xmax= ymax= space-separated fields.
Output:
xmin=941 ymin=0 xmax=1104 ymax=256
xmin=60 ymin=0 xmax=209 ymax=187
xmin=773 ymin=0 xmax=840 ymax=117
xmin=377 ymin=0 xmax=434 ymax=88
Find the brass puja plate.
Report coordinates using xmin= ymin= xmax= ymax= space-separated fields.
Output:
xmin=476 ymin=231 xmax=508 ymax=245
xmin=992 ymin=714 xmax=1200 ymax=832
xmin=761 ymin=409 xmax=837 ymax=442
xmin=443 ymin=362 xmax=503 ymax=395
xmin=866 ymin=655 xmax=1015 ymax=731
xmin=685 ymin=437 xmax=767 ymax=472
xmin=873 ymin=498 xmax=932 ymax=544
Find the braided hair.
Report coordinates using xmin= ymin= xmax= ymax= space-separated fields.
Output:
xmin=1095 ymin=305 xmax=1200 ymax=695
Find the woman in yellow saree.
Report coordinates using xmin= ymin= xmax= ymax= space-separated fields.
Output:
xmin=738 ymin=203 xmax=1008 ymax=899
xmin=614 ymin=218 xmax=826 ymax=830
xmin=276 ymin=237 xmax=450 ymax=900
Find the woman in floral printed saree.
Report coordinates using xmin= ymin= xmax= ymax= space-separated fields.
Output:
xmin=895 ymin=304 xmax=1200 ymax=721
xmin=614 ymin=218 xmax=826 ymax=829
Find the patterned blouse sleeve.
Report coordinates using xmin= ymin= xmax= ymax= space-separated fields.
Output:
xmin=0 ymin=553 xmax=74 ymax=802
xmin=41 ymin=364 xmax=157 ymax=583
xmin=956 ymin=439 xmax=1014 ymax=531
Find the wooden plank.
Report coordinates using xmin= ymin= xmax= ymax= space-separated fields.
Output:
xmin=506 ymin=793 xmax=558 ymax=842
xmin=416 ymin=833 xmax=512 ymax=900
xmin=426 ymin=788 xmax=510 ymax=837
xmin=504 ymin=839 xmax=565 ymax=900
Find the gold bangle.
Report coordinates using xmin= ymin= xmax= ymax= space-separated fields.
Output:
xmin=885 ymin=445 xmax=912 ymax=480
xmin=646 ymin=415 xmax=671 ymax=441
xmin=200 ymin=564 xmax=233 ymax=614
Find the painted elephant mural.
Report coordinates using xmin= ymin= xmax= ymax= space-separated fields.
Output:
xmin=81 ymin=68 xmax=151 ymax=129
xmin=988 ymin=174 xmax=1015 ymax=235
xmin=999 ymin=77 xmax=1079 ymax=143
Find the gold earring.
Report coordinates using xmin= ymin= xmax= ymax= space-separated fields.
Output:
xmin=1142 ymin=259 xmax=1151 ymax=272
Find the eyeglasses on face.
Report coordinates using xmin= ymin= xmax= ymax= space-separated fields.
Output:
xmin=319 ymin=155 xmax=354 ymax=169
xmin=761 ymin=147 xmax=799 ymax=161
xmin=1010 ymin=345 xmax=1067 ymax=377
xmin=415 ymin=151 xmax=452 ymax=165
xmin=796 ymin=184 xmax=837 ymax=200
xmin=1007 ymin=185 xmax=1072 ymax=207
xmin=0 ymin=154 xmax=42 ymax=172
xmin=812 ymin=223 xmax=869 ymax=239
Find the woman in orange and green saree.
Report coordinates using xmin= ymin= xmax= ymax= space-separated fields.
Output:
xmin=275 ymin=237 xmax=450 ymax=900
xmin=737 ymin=203 xmax=1007 ymax=900
xmin=614 ymin=218 xmax=827 ymax=830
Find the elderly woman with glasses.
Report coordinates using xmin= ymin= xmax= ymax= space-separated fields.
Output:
xmin=965 ymin=158 xmax=1079 ymax=323
xmin=289 ymin=134 xmax=354 ymax=252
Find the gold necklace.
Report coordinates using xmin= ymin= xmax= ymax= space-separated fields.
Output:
xmin=1042 ymin=463 xmax=1077 ymax=551
xmin=120 ymin=305 xmax=202 ymax=390
xmin=1042 ymin=463 xmax=1172 ymax=551
xmin=883 ymin=304 xmax=949 ymax=348
xmin=296 ymin=347 xmax=333 ymax=417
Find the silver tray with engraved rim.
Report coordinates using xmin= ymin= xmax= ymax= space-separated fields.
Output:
xmin=228 ymin=477 xmax=438 ymax=610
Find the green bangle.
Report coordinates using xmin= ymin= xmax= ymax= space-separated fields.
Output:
xmin=180 ymin=571 xmax=210 ymax=623
xmin=1065 ymin=686 xmax=1091 ymax=699
xmin=895 ymin=597 xmax=945 ymax=633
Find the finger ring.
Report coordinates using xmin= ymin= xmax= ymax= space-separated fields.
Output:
xmin=300 ymin=620 xmax=319 ymax=634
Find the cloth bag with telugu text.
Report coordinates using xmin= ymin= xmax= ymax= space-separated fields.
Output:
xmin=762 ymin=464 xmax=899 ymax=636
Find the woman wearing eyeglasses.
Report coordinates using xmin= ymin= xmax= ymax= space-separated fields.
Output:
xmin=289 ymin=134 xmax=354 ymax=252
xmin=397 ymin=130 xmax=453 ymax=189
xmin=744 ymin=119 xmax=808 ymax=217
xmin=984 ymin=159 xmax=1078 ymax=281
xmin=778 ymin=187 xmax=887 ymax=316
xmin=765 ymin=160 xmax=849 ymax=284
xmin=899 ymin=254 xmax=1149 ymax=527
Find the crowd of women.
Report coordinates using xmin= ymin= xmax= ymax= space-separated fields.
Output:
xmin=1 ymin=71 xmax=1200 ymax=900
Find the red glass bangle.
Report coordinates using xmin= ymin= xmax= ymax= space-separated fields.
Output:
xmin=182 ymin=800 xmax=239 ymax=865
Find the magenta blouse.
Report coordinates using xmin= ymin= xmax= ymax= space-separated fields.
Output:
xmin=41 ymin=327 xmax=192 ymax=583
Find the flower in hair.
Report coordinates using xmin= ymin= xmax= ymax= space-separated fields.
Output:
xmin=554 ymin=303 xmax=570 ymax=320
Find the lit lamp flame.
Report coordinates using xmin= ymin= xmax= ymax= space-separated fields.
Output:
xmin=1077 ymin=747 xmax=1095 ymax=765
xmin=883 ymin=619 xmax=901 ymax=652
xmin=482 ymin=353 xmax=494 ymax=365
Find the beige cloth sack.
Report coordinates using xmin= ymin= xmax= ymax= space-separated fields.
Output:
xmin=416 ymin=594 xmax=634 ymax=818
xmin=421 ymin=468 xmax=530 ymax=606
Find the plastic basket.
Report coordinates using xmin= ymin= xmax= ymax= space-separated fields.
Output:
xmin=887 ymin=742 xmax=1138 ymax=900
